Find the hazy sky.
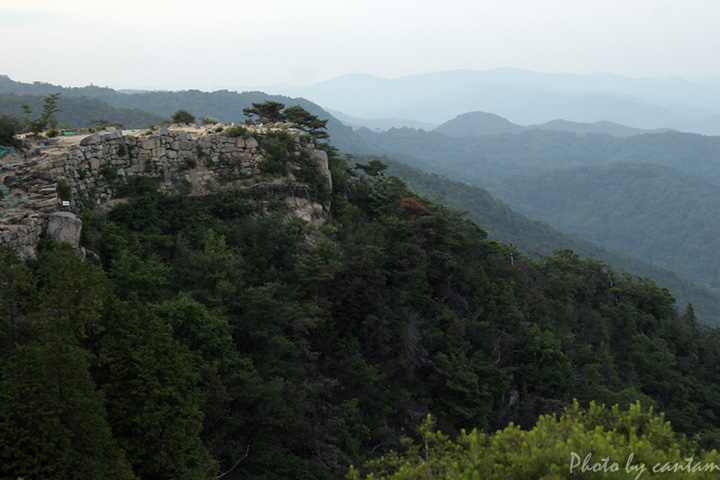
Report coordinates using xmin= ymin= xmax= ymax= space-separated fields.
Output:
xmin=2 ymin=0 xmax=720 ymax=90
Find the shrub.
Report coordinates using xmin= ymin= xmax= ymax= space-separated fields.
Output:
xmin=225 ymin=125 xmax=249 ymax=137
xmin=100 ymin=165 xmax=119 ymax=182
xmin=201 ymin=116 xmax=219 ymax=125
xmin=56 ymin=180 xmax=72 ymax=201
xmin=351 ymin=402 xmax=709 ymax=480
xmin=0 ymin=113 xmax=22 ymax=145
xmin=116 ymin=176 xmax=161 ymax=198
xmin=46 ymin=129 xmax=59 ymax=138
xmin=171 ymin=109 xmax=195 ymax=124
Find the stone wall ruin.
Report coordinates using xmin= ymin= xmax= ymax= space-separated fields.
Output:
xmin=0 ymin=125 xmax=331 ymax=258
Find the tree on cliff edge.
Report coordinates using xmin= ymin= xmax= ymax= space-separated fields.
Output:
xmin=243 ymin=101 xmax=286 ymax=124
xmin=284 ymin=105 xmax=329 ymax=139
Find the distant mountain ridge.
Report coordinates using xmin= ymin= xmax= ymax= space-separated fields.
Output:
xmin=0 ymin=74 xmax=365 ymax=151
xmin=259 ymin=68 xmax=720 ymax=135
xmin=434 ymin=111 xmax=673 ymax=137
xmin=354 ymin=126 xmax=720 ymax=185
xmin=326 ymin=109 xmax=438 ymax=132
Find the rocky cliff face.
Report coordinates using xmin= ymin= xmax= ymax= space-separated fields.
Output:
xmin=0 ymin=124 xmax=332 ymax=258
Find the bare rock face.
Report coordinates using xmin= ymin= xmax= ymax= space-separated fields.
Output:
xmin=309 ymin=149 xmax=332 ymax=192
xmin=47 ymin=211 xmax=82 ymax=248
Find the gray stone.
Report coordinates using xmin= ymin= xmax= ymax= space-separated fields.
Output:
xmin=47 ymin=212 xmax=82 ymax=248
xmin=141 ymin=138 xmax=161 ymax=150
xmin=3 ymin=176 xmax=17 ymax=187
xmin=309 ymin=149 xmax=332 ymax=192
xmin=80 ymin=134 xmax=101 ymax=146
xmin=232 ymin=151 xmax=252 ymax=161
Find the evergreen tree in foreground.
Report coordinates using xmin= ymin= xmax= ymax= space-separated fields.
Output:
xmin=0 ymin=335 xmax=136 ymax=480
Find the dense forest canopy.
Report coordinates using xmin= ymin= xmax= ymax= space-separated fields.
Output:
xmin=2 ymin=131 xmax=720 ymax=478
xmin=486 ymin=162 xmax=720 ymax=291
xmin=376 ymin=156 xmax=720 ymax=325
xmin=2 ymin=81 xmax=720 ymax=477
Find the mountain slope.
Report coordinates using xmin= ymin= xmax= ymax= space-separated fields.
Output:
xmin=5 ymin=124 xmax=720 ymax=478
xmin=0 ymin=93 xmax=165 ymax=129
xmin=374 ymin=156 xmax=720 ymax=325
xmin=487 ymin=162 xmax=720 ymax=290
xmin=354 ymin=127 xmax=720 ymax=185
xmin=434 ymin=111 xmax=671 ymax=137
xmin=0 ymin=75 xmax=369 ymax=153
xmin=259 ymin=68 xmax=720 ymax=134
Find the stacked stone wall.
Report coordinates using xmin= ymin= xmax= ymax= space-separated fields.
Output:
xmin=0 ymin=125 xmax=327 ymax=258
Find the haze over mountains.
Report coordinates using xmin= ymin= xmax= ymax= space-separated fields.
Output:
xmin=262 ymin=68 xmax=720 ymax=134
xmin=4 ymin=70 xmax=720 ymax=323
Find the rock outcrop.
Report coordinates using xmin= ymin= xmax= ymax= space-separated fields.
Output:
xmin=47 ymin=212 xmax=82 ymax=248
xmin=0 ymin=124 xmax=332 ymax=258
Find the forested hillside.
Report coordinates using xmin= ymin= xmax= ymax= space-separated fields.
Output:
xmin=0 ymin=76 xmax=366 ymax=152
xmin=3 ymin=140 xmax=720 ymax=478
xmin=486 ymin=162 xmax=720 ymax=291
xmin=434 ymin=111 xmax=669 ymax=137
xmin=376 ymin=157 xmax=720 ymax=324
xmin=354 ymin=127 xmax=720 ymax=184
xmin=0 ymin=93 xmax=165 ymax=129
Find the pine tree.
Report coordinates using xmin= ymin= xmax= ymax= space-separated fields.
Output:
xmin=0 ymin=336 xmax=136 ymax=480
xmin=98 ymin=299 xmax=216 ymax=479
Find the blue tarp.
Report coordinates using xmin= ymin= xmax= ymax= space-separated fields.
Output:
xmin=0 ymin=146 xmax=16 ymax=158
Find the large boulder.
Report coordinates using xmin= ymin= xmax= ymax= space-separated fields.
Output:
xmin=47 ymin=211 xmax=82 ymax=248
xmin=80 ymin=133 xmax=101 ymax=146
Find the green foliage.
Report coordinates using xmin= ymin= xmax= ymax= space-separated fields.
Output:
xmin=0 ymin=92 xmax=164 ymax=129
xmin=100 ymin=164 xmax=119 ymax=183
xmin=491 ymin=162 xmax=720 ymax=291
xmin=0 ymin=337 xmax=136 ymax=480
xmin=98 ymin=300 xmax=215 ymax=479
xmin=0 ymin=112 xmax=22 ymax=145
xmin=116 ymin=142 xmax=128 ymax=156
xmin=182 ymin=157 xmax=198 ymax=170
xmin=225 ymin=125 xmax=249 ymax=137
xmin=296 ymin=150 xmax=331 ymax=203
xmin=56 ymin=179 xmax=72 ymax=201
xmin=171 ymin=108 xmax=196 ymax=124
xmin=376 ymin=155 xmax=720 ymax=325
xmin=350 ymin=402 xmax=715 ymax=479
xmin=21 ymin=92 xmax=61 ymax=134
xmin=200 ymin=116 xmax=219 ymax=125
xmin=4 ymin=137 xmax=720 ymax=479
xmin=243 ymin=100 xmax=286 ymax=123
xmin=285 ymin=104 xmax=329 ymax=139
xmin=355 ymin=159 xmax=388 ymax=177
xmin=258 ymin=131 xmax=293 ymax=177
xmin=115 ymin=175 xmax=160 ymax=198
xmin=0 ymin=244 xmax=37 ymax=354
